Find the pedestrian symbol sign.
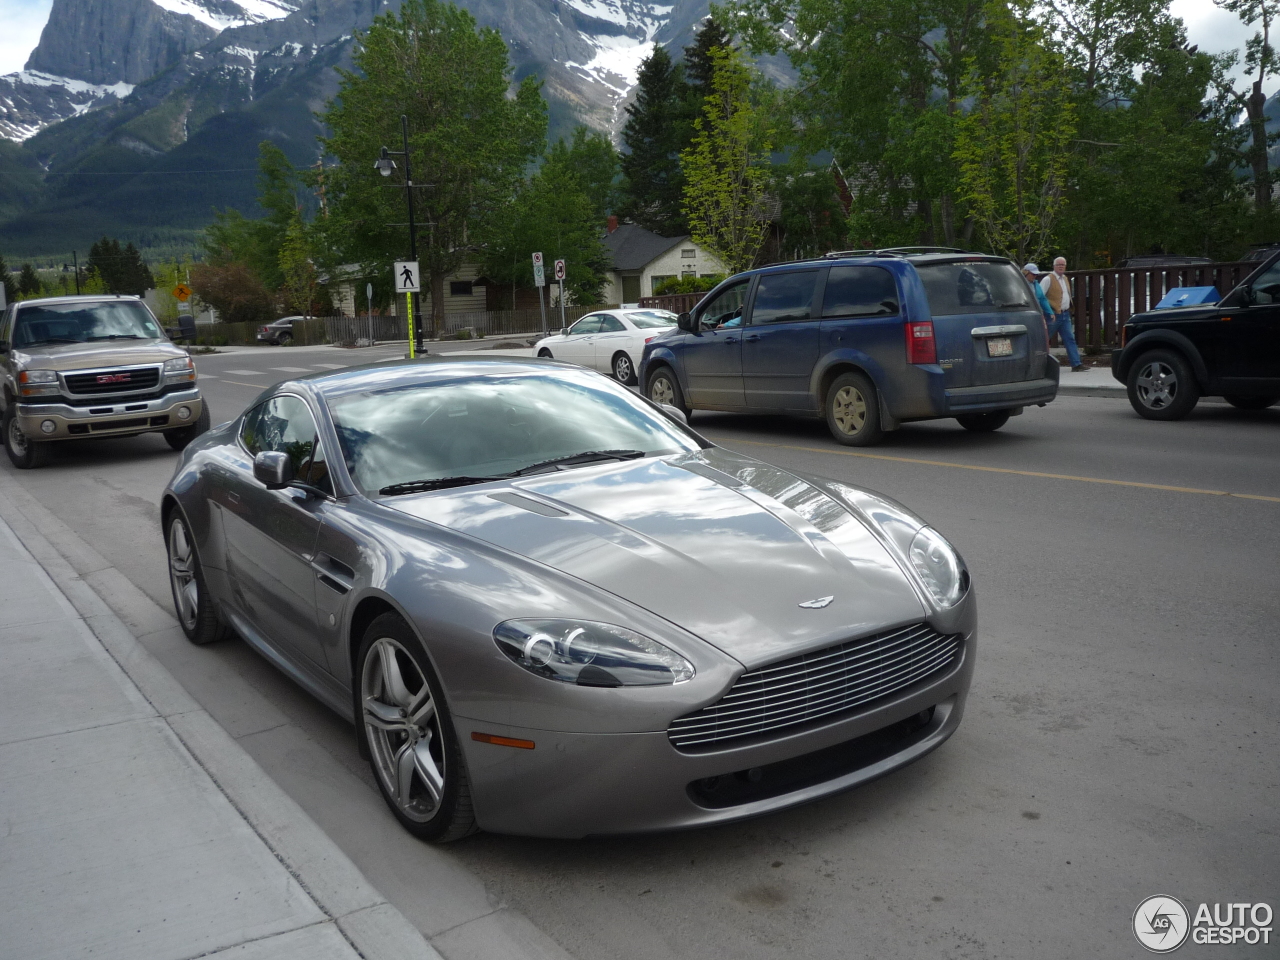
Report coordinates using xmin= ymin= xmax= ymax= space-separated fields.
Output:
xmin=394 ymin=261 xmax=420 ymax=293
xmin=172 ymin=283 xmax=192 ymax=302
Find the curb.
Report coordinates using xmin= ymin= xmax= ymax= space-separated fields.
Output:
xmin=0 ymin=480 xmax=443 ymax=960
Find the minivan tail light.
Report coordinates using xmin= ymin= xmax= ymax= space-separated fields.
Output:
xmin=905 ymin=321 xmax=937 ymax=365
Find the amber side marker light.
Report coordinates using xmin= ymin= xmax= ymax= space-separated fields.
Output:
xmin=471 ymin=731 xmax=536 ymax=749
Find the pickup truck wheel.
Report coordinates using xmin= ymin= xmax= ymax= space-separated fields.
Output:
xmin=1126 ymin=349 xmax=1199 ymax=420
xmin=825 ymin=372 xmax=884 ymax=446
xmin=166 ymin=512 xmax=228 ymax=645
xmin=164 ymin=404 xmax=211 ymax=451
xmin=646 ymin=366 xmax=690 ymax=418
xmin=4 ymin=409 xmax=49 ymax=469
xmin=1223 ymin=394 xmax=1279 ymax=410
xmin=956 ymin=411 xmax=1011 ymax=433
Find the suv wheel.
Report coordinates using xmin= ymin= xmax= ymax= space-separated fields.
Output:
xmin=1127 ymin=349 xmax=1199 ymax=420
xmin=956 ymin=411 xmax=1011 ymax=433
xmin=1223 ymin=394 xmax=1279 ymax=410
xmin=165 ymin=404 xmax=211 ymax=451
xmin=646 ymin=366 xmax=689 ymax=417
xmin=4 ymin=408 xmax=49 ymax=469
xmin=825 ymin=372 xmax=884 ymax=446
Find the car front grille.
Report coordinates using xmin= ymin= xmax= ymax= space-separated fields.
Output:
xmin=669 ymin=623 xmax=962 ymax=750
xmin=64 ymin=366 xmax=161 ymax=396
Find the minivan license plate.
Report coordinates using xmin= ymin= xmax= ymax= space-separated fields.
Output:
xmin=987 ymin=337 xmax=1013 ymax=357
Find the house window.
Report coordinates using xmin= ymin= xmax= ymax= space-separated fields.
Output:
xmin=449 ymin=281 xmax=473 ymax=297
xmin=682 ymin=271 xmax=696 ymax=279
xmin=650 ymin=275 xmax=676 ymax=295
xmin=681 ymin=248 xmax=695 ymax=259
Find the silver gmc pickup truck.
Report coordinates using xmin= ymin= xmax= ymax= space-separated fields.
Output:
xmin=0 ymin=295 xmax=208 ymax=469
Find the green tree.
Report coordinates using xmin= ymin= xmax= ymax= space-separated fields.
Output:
xmin=17 ymin=263 xmax=40 ymax=297
xmin=544 ymin=128 xmax=620 ymax=222
xmin=685 ymin=18 xmax=735 ymax=96
xmin=771 ymin=161 xmax=850 ymax=260
xmin=681 ymin=47 xmax=774 ymax=273
xmin=320 ymin=0 xmax=546 ymax=336
xmin=190 ymin=260 xmax=275 ymax=324
xmin=204 ymin=142 xmax=300 ymax=292
xmin=619 ymin=46 xmax=692 ymax=235
xmin=954 ymin=2 xmax=1076 ymax=264
xmin=0 ymin=255 xmax=17 ymax=304
xmin=85 ymin=237 xmax=154 ymax=295
xmin=1214 ymin=0 xmax=1280 ymax=212
xmin=279 ymin=212 xmax=321 ymax=317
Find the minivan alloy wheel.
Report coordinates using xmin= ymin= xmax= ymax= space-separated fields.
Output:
xmin=649 ymin=375 xmax=674 ymax=405
xmin=832 ymin=385 xmax=867 ymax=433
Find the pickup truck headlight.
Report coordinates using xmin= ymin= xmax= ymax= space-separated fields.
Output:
xmin=18 ymin=370 xmax=59 ymax=397
xmin=494 ymin=619 xmax=695 ymax=687
xmin=163 ymin=357 xmax=196 ymax=382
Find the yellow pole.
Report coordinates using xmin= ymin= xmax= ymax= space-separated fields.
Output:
xmin=406 ymin=291 xmax=416 ymax=359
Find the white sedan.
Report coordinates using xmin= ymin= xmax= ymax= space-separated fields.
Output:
xmin=535 ymin=308 xmax=678 ymax=384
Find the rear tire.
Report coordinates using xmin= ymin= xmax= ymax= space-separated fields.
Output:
xmin=166 ymin=511 xmax=229 ymax=645
xmin=357 ymin=613 xmax=477 ymax=843
xmin=4 ymin=408 xmax=50 ymax=469
xmin=1223 ymin=394 xmax=1279 ymax=410
xmin=165 ymin=404 xmax=211 ymax=451
xmin=825 ymin=372 xmax=884 ymax=446
xmin=646 ymin=365 xmax=689 ymax=417
xmin=278 ymin=332 xmax=293 ymax=346
xmin=1126 ymin=349 xmax=1199 ymax=420
xmin=956 ymin=411 xmax=1011 ymax=433
xmin=612 ymin=351 xmax=638 ymax=385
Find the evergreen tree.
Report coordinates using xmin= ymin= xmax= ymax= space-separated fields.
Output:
xmin=0 ymin=255 xmax=16 ymax=304
xmin=18 ymin=264 xmax=40 ymax=297
xmin=685 ymin=18 xmax=734 ymax=97
xmin=205 ymin=142 xmax=301 ymax=293
xmin=544 ymin=127 xmax=620 ymax=222
xmin=618 ymin=47 xmax=691 ymax=235
xmin=122 ymin=243 xmax=154 ymax=294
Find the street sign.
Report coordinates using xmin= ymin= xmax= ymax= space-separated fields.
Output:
xmin=532 ymin=251 xmax=544 ymax=267
xmin=554 ymin=259 xmax=566 ymax=281
xmin=173 ymin=283 xmax=192 ymax=302
xmin=394 ymin=260 xmax=421 ymax=293
xmin=533 ymin=263 xmax=546 ymax=288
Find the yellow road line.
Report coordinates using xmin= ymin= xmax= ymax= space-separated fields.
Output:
xmin=703 ymin=435 xmax=1280 ymax=504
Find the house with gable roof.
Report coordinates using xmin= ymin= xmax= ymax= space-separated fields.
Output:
xmin=601 ymin=219 xmax=728 ymax=304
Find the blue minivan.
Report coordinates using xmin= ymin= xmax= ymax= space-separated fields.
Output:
xmin=640 ymin=250 xmax=1060 ymax=445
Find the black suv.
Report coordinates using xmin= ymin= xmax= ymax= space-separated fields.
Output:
xmin=1111 ymin=256 xmax=1280 ymax=419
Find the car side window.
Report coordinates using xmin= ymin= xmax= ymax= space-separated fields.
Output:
xmin=1248 ymin=261 xmax=1280 ymax=304
xmin=750 ymin=271 xmax=820 ymax=324
xmin=597 ymin=316 xmax=625 ymax=333
xmin=242 ymin=395 xmax=332 ymax=495
xmin=569 ymin=316 xmax=602 ymax=335
xmin=697 ymin=280 xmax=750 ymax=329
xmin=822 ymin=266 xmax=900 ymax=318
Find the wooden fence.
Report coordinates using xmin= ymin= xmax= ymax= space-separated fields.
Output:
xmin=640 ymin=260 xmax=1261 ymax=351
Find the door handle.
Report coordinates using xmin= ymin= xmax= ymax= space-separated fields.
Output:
xmin=724 ymin=337 xmax=739 ymax=344
xmin=745 ymin=334 xmax=760 ymax=342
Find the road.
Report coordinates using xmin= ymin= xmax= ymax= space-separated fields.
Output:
xmin=7 ymin=342 xmax=1277 ymax=960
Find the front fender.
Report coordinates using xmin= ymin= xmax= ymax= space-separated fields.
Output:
xmin=640 ymin=343 xmax=683 ymax=388
xmin=1117 ymin=329 xmax=1210 ymax=386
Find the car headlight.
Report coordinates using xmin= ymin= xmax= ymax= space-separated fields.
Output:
xmin=18 ymin=369 xmax=59 ymax=397
xmin=494 ymin=619 xmax=695 ymax=687
xmin=907 ymin=527 xmax=968 ymax=608
xmin=163 ymin=357 xmax=196 ymax=381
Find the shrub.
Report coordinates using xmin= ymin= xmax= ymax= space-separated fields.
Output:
xmin=653 ymin=274 xmax=724 ymax=296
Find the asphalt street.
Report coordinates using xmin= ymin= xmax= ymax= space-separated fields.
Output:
xmin=7 ymin=342 xmax=1277 ymax=960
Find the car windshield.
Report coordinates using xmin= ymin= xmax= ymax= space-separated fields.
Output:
xmin=328 ymin=370 xmax=701 ymax=496
xmin=12 ymin=301 xmax=163 ymax=347
xmin=625 ymin=310 xmax=677 ymax=329
xmin=916 ymin=261 xmax=1034 ymax=316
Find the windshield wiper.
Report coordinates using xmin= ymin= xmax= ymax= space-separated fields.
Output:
xmin=379 ymin=475 xmax=504 ymax=496
xmin=23 ymin=338 xmax=82 ymax=346
xmin=87 ymin=334 xmax=143 ymax=340
xmin=511 ymin=449 xmax=647 ymax=476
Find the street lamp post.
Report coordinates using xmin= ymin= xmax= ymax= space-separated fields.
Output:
xmin=375 ymin=115 xmax=423 ymax=357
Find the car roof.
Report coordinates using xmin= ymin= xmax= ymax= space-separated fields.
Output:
xmin=740 ymin=249 xmax=1011 ymax=279
xmin=280 ymin=355 xmax=585 ymax=401
xmin=13 ymin=294 xmax=144 ymax=308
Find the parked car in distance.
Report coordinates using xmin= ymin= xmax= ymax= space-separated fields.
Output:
xmin=162 ymin=358 xmax=974 ymax=840
xmin=0 ymin=295 xmax=209 ymax=468
xmin=535 ymin=308 xmax=677 ymax=384
xmin=257 ymin=316 xmax=306 ymax=345
xmin=640 ymin=251 xmax=1059 ymax=446
xmin=1111 ymin=252 xmax=1280 ymax=419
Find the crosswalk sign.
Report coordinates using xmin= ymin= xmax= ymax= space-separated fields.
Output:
xmin=394 ymin=261 xmax=421 ymax=293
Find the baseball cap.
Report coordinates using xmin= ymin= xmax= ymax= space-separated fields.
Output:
xmin=1022 ymin=262 xmax=1039 ymax=273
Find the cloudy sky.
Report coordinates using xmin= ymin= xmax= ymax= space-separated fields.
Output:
xmin=0 ymin=0 xmax=1270 ymax=93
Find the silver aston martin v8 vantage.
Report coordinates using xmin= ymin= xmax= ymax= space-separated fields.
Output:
xmin=162 ymin=358 xmax=975 ymax=841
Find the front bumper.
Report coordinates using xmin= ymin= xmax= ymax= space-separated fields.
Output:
xmin=459 ymin=630 xmax=975 ymax=838
xmin=16 ymin=388 xmax=202 ymax=440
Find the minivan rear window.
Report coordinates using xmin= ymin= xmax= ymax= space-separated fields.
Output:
xmin=916 ymin=261 xmax=1033 ymax=316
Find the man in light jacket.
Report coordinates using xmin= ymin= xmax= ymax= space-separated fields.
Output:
xmin=1040 ymin=256 xmax=1085 ymax=371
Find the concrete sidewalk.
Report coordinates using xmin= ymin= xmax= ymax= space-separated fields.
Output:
xmin=1054 ymin=363 xmax=1124 ymax=396
xmin=0 ymin=511 xmax=439 ymax=960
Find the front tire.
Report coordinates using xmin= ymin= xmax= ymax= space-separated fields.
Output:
xmin=1223 ymin=394 xmax=1279 ymax=410
xmin=612 ymin=351 xmax=638 ymax=385
xmin=4 ymin=408 xmax=49 ymax=469
xmin=537 ymin=348 xmax=553 ymax=359
xmin=358 ymin=613 xmax=476 ymax=843
xmin=956 ymin=411 xmax=1011 ymax=433
xmin=165 ymin=403 xmax=211 ymax=451
xmin=1126 ymin=349 xmax=1199 ymax=420
xmin=646 ymin=365 xmax=689 ymax=417
xmin=825 ymin=372 xmax=884 ymax=446
xmin=166 ymin=512 xmax=228 ymax=645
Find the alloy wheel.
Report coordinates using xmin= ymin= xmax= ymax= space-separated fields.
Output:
xmin=167 ymin=519 xmax=199 ymax=632
xmin=650 ymin=375 xmax=675 ymax=405
xmin=614 ymin=355 xmax=633 ymax=383
xmin=1135 ymin=360 xmax=1177 ymax=409
xmin=362 ymin=638 xmax=446 ymax=823
xmin=832 ymin=385 xmax=868 ymax=435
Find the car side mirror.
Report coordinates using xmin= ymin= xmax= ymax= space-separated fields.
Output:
xmin=677 ymin=311 xmax=696 ymax=332
xmin=560 ymin=327 xmax=568 ymax=336
xmin=253 ymin=451 xmax=294 ymax=489
xmin=659 ymin=403 xmax=688 ymax=425
xmin=1243 ymin=285 xmax=1257 ymax=305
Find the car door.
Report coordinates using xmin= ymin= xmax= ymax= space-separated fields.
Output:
xmin=682 ymin=279 xmax=751 ymax=408
xmin=554 ymin=315 xmax=601 ymax=365
xmin=741 ymin=269 xmax=824 ymax=411
xmin=818 ymin=264 xmax=904 ymax=388
xmin=223 ymin=394 xmax=329 ymax=668
xmin=592 ymin=314 xmax=631 ymax=373
xmin=1222 ymin=260 xmax=1280 ymax=382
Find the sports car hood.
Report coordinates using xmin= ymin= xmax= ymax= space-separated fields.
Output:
xmin=386 ymin=453 xmax=926 ymax=668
